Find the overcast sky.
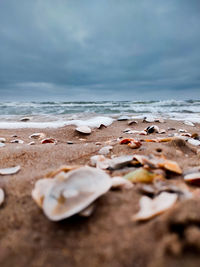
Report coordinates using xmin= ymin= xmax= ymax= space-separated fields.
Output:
xmin=0 ymin=0 xmax=200 ymax=101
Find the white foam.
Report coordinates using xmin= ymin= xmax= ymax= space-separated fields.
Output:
xmin=0 ymin=116 xmax=114 ymax=129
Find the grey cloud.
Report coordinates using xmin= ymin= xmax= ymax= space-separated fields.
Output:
xmin=0 ymin=0 xmax=200 ymax=100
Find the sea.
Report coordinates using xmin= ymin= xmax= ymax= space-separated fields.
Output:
xmin=0 ymin=100 xmax=200 ymax=129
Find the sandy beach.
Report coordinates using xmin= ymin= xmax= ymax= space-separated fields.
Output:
xmin=1 ymin=119 xmax=200 ymax=267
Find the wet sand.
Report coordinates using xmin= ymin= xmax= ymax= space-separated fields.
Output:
xmin=0 ymin=119 xmax=200 ymax=267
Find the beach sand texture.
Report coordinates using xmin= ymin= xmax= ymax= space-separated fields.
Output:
xmin=0 ymin=119 xmax=200 ymax=267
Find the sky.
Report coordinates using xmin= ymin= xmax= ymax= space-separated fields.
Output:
xmin=0 ymin=0 xmax=200 ymax=101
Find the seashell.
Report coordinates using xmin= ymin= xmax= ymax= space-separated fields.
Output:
xmin=124 ymin=168 xmax=157 ymax=183
xmin=128 ymin=140 xmax=142 ymax=149
xmin=0 ymin=188 xmax=5 ymax=206
xmin=111 ymin=176 xmax=133 ymax=189
xmin=29 ymin=133 xmax=46 ymax=140
xmin=187 ymin=138 xmax=200 ymax=146
xmin=98 ymin=146 xmax=113 ymax=155
xmin=108 ymin=155 xmax=134 ymax=170
xmin=184 ymin=121 xmax=195 ymax=127
xmin=67 ymin=141 xmax=74 ymax=144
xmin=120 ymin=138 xmax=136 ymax=144
xmin=20 ymin=117 xmax=30 ymax=122
xmin=90 ymin=155 xmax=110 ymax=169
xmin=180 ymin=133 xmax=192 ymax=137
xmin=128 ymin=120 xmax=138 ymax=125
xmin=95 ymin=142 xmax=102 ymax=145
xmin=117 ymin=116 xmax=130 ymax=121
xmin=10 ymin=139 xmax=24 ymax=144
xmin=184 ymin=167 xmax=200 ymax=185
xmin=28 ymin=141 xmax=35 ymax=145
xmin=76 ymin=126 xmax=91 ymax=134
xmin=123 ymin=128 xmax=132 ymax=133
xmin=145 ymin=125 xmax=160 ymax=134
xmin=0 ymin=143 xmax=5 ymax=148
xmin=158 ymin=160 xmax=182 ymax=174
xmin=79 ymin=204 xmax=95 ymax=217
xmin=32 ymin=166 xmax=112 ymax=221
xmin=143 ymin=117 xmax=155 ymax=123
xmin=41 ymin=138 xmax=57 ymax=144
xmin=132 ymin=192 xmax=178 ymax=221
xmin=0 ymin=165 xmax=21 ymax=175
xmin=179 ymin=129 xmax=187 ymax=133
xmin=159 ymin=129 xmax=166 ymax=134
xmin=0 ymin=138 xmax=6 ymax=143
xmin=155 ymin=118 xmax=165 ymax=123
xmin=168 ymin=127 xmax=176 ymax=131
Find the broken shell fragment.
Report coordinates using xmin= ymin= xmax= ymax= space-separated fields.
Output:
xmin=76 ymin=126 xmax=91 ymax=134
xmin=132 ymin=192 xmax=178 ymax=221
xmin=28 ymin=141 xmax=35 ymax=145
xmin=0 ymin=165 xmax=21 ymax=175
xmin=124 ymin=168 xmax=158 ymax=183
xmin=32 ymin=166 xmax=112 ymax=221
xmin=158 ymin=160 xmax=182 ymax=174
xmin=111 ymin=177 xmax=133 ymax=189
xmin=41 ymin=138 xmax=57 ymax=144
xmin=0 ymin=138 xmax=6 ymax=143
xmin=187 ymin=138 xmax=200 ymax=146
xmin=0 ymin=188 xmax=5 ymax=206
xmin=29 ymin=133 xmax=46 ymax=140
xmin=128 ymin=140 xmax=142 ymax=149
xmin=20 ymin=117 xmax=30 ymax=122
xmin=108 ymin=155 xmax=134 ymax=170
xmin=98 ymin=146 xmax=113 ymax=155
xmin=10 ymin=139 xmax=24 ymax=144
xmin=184 ymin=167 xmax=200 ymax=185
xmin=145 ymin=125 xmax=160 ymax=134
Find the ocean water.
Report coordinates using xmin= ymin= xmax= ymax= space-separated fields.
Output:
xmin=0 ymin=100 xmax=200 ymax=128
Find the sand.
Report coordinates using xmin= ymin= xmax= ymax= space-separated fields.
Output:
xmin=0 ymin=119 xmax=200 ymax=267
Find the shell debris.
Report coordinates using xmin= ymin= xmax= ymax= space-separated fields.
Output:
xmin=0 ymin=165 xmax=21 ymax=175
xmin=76 ymin=126 xmax=92 ymax=134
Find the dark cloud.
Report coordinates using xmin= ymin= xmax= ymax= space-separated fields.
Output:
xmin=0 ymin=0 xmax=200 ymax=100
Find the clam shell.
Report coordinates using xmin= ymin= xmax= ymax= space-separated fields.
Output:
xmin=184 ymin=167 xmax=200 ymax=184
xmin=29 ymin=133 xmax=46 ymax=140
xmin=132 ymin=192 xmax=178 ymax=221
xmin=124 ymin=168 xmax=157 ymax=183
xmin=10 ymin=139 xmax=24 ymax=144
xmin=41 ymin=138 xmax=57 ymax=144
xmin=34 ymin=166 xmax=111 ymax=221
xmin=76 ymin=126 xmax=91 ymax=134
xmin=0 ymin=138 xmax=6 ymax=143
xmin=0 ymin=188 xmax=5 ymax=206
xmin=108 ymin=155 xmax=134 ymax=170
xmin=0 ymin=165 xmax=21 ymax=175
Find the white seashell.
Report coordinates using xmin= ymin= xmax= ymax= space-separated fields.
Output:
xmin=79 ymin=204 xmax=95 ymax=217
xmin=90 ymin=155 xmax=110 ymax=169
xmin=0 ymin=188 xmax=5 ymax=206
xmin=187 ymin=138 xmax=200 ymax=146
xmin=98 ymin=146 xmax=113 ymax=155
xmin=132 ymin=192 xmax=178 ymax=221
xmin=111 ymin=177 xmax=133 ymax=189
xmin=33 ymin=166 xmax=112 ymax=221
xmin=108 ymin=155 xmax=134 ymax=170
xmin=143 ymin=117 xmax=155 ymax=123
xmin=28 ymin=141 xmax=35 ymax=145
xmin=0 ymin=143 xmax=5 ymax=148
xmin=179 ymin=129 xmax=187 ymax=133
xmin=0 ymin=165 xmax=21 ymax=175
xmin=10 ymin=139 xmax=24 ymax=144
xmin=184 ymin=121 xmax=195 ymax=127
xmin=76 ymin=126 xmax=91 ymax=134
xmin=20 ymin=117 xmax=30 ymax=122
xmin=41 ymin=138 xmax=57 ymax=144
xmin=0 ymin=138 xmax=6 ymax=143
xmin=29 ymin=133 xmax=46 ymax=140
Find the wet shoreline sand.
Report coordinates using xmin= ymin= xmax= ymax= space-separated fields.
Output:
xmin=0 ymin=119 xmax=200 ymax=267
